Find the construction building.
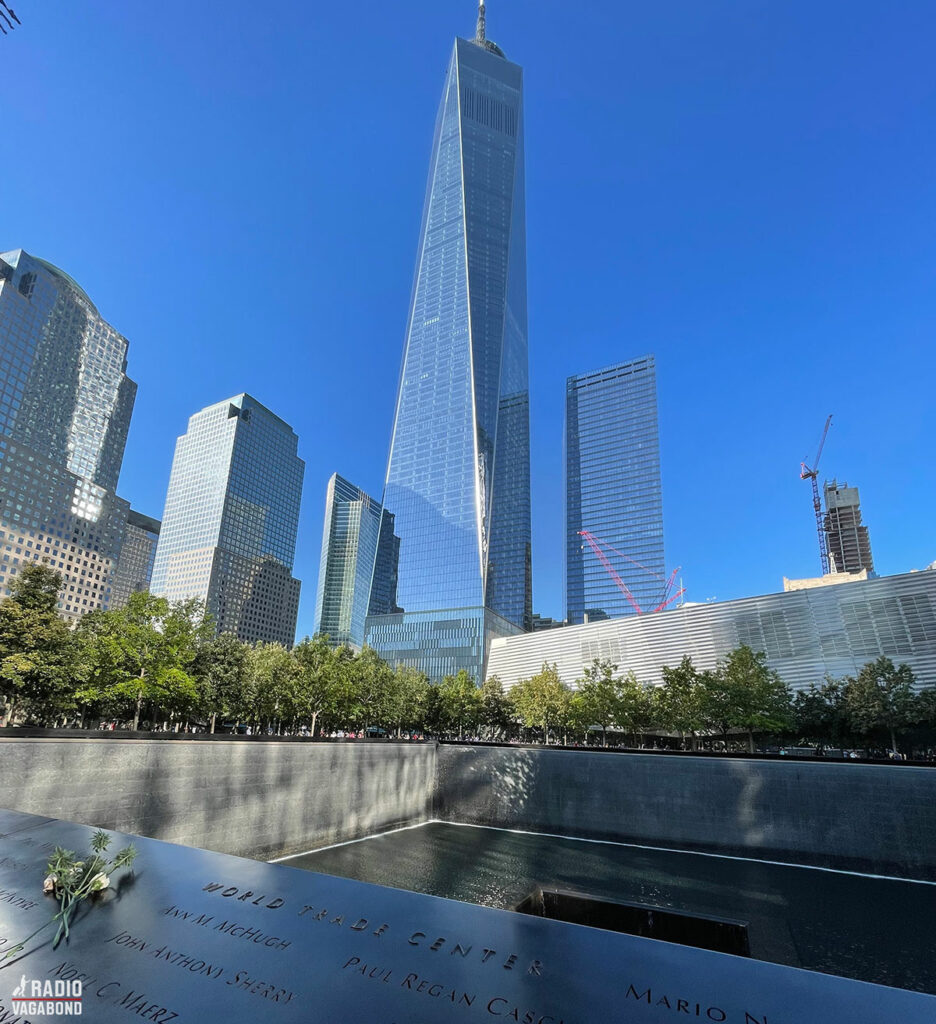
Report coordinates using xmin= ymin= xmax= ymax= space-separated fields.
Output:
xmin=824 ymin=480 xmax=874 ymax=575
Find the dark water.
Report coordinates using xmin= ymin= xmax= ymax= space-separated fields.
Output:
xmin=282 ymin=822 xmax=936 ymax=994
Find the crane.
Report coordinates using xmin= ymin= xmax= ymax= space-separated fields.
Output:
xmin=0 ymin=2 xmax=21 ymax=36
xmin=800 ymin=415 xmax=832 ymax=575
xmin=578 ymin=530 xmax=685 ymax=614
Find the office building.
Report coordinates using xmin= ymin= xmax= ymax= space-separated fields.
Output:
xmin=565 ymin=356 xmax=664 ymax=625
xmin=314 ymin=474 xmax=399 ymax=648
xmin=489 ymin=570 xmax=936 ymax=693
xmin=824 ymin=480 xmax=874 ymax=575
xmin=531 ymin=614 xmax=565 ymax=632
xmin=111 ymin=509 xmax=161 ymax=609
xmin=365 ymin=4 xmax=531 ymax=681
xmin=150 ymin=394 xmax=304 ymax=646
xmin=0 ymin=249 xmax=136 ymax=618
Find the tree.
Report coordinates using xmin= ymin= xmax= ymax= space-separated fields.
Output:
xmin=352 ymin=646 xmax=394 ymax=734
xmin=243 ymin=643 xmax=301 ymax=733
xmin=76 ymin=593 xmax=211 ymax=730
xmin=438 ymin=670 xmax=481 ymax=739
xmin=845 ymin=658 xmax=918 ymax=752
xmin=715 ymin=646 xmax=792 ymax=751
xmin=509 ymin=663 xmax=569 ymax=743
xmin=479 ymin=675 xmax=512 ymax=740
xmin=0 ymin=562 xmax=78 ymax=726
xmin=575 ymin=659 xmax=620 ymax=746
xmin=791 ymin=677 xmax=849 ymax=750
xmin=327 ymin=645 xmax=361 ymax=732
xmin=617 ymin=670 xmax=655 ymax=744
xmin=292 ymin=634 xmax=339 ymax=737
xmin=659 ymin=656 xmax=707 ymax=749
xmin=385 ymin=664 xmax=430 ymax=737
xmin=193 ymin=632 xmax=250 ymax=733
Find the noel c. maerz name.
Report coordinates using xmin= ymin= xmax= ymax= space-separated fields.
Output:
xmin=196 ymin=879 xmax=545 ymax=976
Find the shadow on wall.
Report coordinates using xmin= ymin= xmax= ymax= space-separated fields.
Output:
xmin=0 ymin=740 xmax=437 ymax=860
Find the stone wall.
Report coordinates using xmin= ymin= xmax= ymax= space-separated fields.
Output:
xmin=0 ymin=737 xmax=436 ymax=860
xmin=4 ymin=736 xmax=935 ymax=879
xmin=434 ymin=744 xmax=936 ymax=880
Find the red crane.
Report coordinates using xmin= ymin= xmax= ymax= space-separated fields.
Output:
xmin=578 ymin=530 xmax=685 ymax=615
xmin=799 ymin=415 xmax=832 ymax=575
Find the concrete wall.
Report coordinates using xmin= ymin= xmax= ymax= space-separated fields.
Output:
xmin=435 ymin=744 xmax=936 ymax=880
xmin=0 ymin=738 xmax=436 ymax=860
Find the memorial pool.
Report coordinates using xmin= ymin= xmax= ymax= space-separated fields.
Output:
xmin=280 ymin=821 xmax=936 ymax=994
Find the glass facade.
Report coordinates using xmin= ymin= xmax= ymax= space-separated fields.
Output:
xmin=565 ymin=356 xmax=664 ymax=625
xmin=111 ymin=509 xmax=161 ymax=609
xmin=150 ymin=394 xmax=304 ymax=646
xmin=313 ymin=474 xmax=392 ymax=648
xmin=365 ymin=31 xmax=530 ymax=682
xmin=0 ymin=249 xmax=136 ymax=618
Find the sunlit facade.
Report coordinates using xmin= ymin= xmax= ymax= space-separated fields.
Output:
xmin=150 ymin=394 xmax=304 ymax=646
xmin=565 ymin=356 xmax=664 ymax=624
xmin=365 ymin=21 xmax=531 ymax=681
xmin=0 ymin=249 xmax=136 ymax=618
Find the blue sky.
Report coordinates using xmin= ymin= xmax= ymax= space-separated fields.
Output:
xmin=2 ymin=1 xmax=934 ymax=636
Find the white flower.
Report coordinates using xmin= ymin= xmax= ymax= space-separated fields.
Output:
xmin=43 ymin=875 xmax=56 ymax=894
xmin=90 ymin=872 xmax=110 ymax=892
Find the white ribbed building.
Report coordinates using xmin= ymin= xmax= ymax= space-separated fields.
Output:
xmin=487 ymin=569 xmax=936 ymax=692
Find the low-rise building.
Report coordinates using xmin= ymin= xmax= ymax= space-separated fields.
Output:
xmin=487 ymin=570 xmax=936 ymax=692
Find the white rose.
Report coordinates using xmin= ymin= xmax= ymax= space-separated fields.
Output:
xmin=90 ymin=872 xmax=110 ymax=892
xmin=43 ymin=875 xmax=56 ymax=894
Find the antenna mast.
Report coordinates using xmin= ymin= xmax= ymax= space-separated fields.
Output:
xmin=476 ymin=0 xmax=486 ymax=44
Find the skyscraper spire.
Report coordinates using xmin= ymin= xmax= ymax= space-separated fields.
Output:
xmin=476 ymin=0 xmax=486 ymax=44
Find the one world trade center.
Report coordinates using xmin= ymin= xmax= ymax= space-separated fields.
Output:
xmin=365 ymin=3 xmax=531 ymax=681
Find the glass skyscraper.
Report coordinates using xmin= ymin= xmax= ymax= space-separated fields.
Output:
xmin=111 ymin=509 xmax=161 ymax=609
xmin=365 ymin=7 xmax=531 ymax=682
xmin=314 ymin=473 xmax=398 ymax=649
xmin=150 ymin=394 xmax=304 ymax=647
xmin=0 ymin=249 xmax=136 ymax=618
xmin=565 ymin=356 xmax=664 ymax=625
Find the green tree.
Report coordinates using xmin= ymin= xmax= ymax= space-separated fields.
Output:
xmin=714 ymin=646 xmax=792 ymax=752
xmin=420 ymin=682 xmax=446 ymax=738
xmin=292 ymin=634 xmax=339 ymax=736
xmin=575 ymin=659 xmax=620 ymax=746
xmin=659 ymin=656 xmax=707 ymax=749
xmin=845 ymin=657 xmax=918 ymax=752
xmin=327 ymin=645 xmax=362 ymax=732
xmin=479 ymin=675 xmax=512 ymax=740
xmin=791 ymin=677 xmax=849 ymax=750
xmin=352 ymin=646 xmax=394 ymax=734
xmin=243 ymin=643 xmax=301 ymax=733
xmin=193 ymin=632 xmax=250 ymax=733
xmin=0 ymin=562 xmax=78 ymax=726
xmin=617 ymin=670 xmax=656 ymax=744
xmin=509 ymin=663 xmax=569 ymax=743
xmin=438 ymin=670 xmax=481 ymax=739
xmin=76 ymin=593 xmax=211 ymax=730
xmin=384 ymin=664 xmax=430 ymax=737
